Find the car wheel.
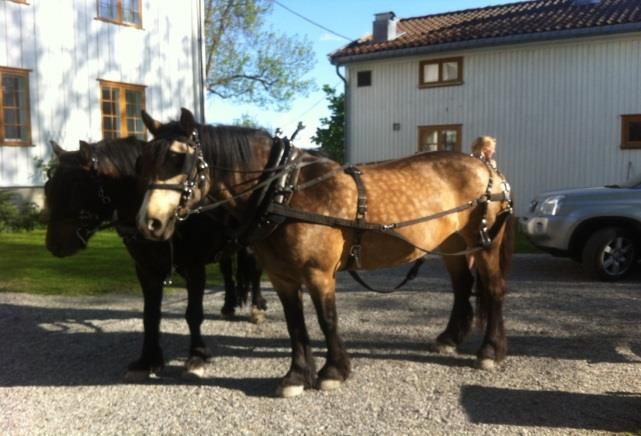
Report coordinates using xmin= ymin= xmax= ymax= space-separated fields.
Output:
xmin=581 ymin=227 xmax=637 ymax=281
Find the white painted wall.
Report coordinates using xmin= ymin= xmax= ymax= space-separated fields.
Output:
xmin=345 ymin=33 xmax=641 ymax=214
xmin=0 ymin=0 xmax=204 ymax=188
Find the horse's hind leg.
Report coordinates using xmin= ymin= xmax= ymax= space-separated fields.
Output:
xmin=182 ymin=264 xmax=212 ymax=378
xmin=219 ymin=254 xmax=237 ymax=318
xmin=271 ymin=275 xmax=316 ymax=398
xmin=434 ymin=247 xmax=475 ymax=354
xmin=306 ymin=270 xmax=350 ymax=391
xmin=238 ymin=248 xmax=267 ymax=324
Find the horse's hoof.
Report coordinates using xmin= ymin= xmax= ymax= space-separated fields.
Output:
xmin=123 ymin=369 xmax=150 ymax=382
xmin=430 ymin=342 xmax=457 ymax=355
xmin=318 ymin=379 xmax=342 ymax=391
xmin=250 ymin=307 xmax=267 ymax=324
xmin=477 ymin=358 xmax=496 ymax=371
xmin=276 ymin=384 xmax=304 ymax=398
xmin=183 ymin=357 xmax=206 ymax=379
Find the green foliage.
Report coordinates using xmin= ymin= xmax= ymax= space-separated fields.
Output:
xmin=0 ymin=191 xmax=41 ymax=232
xmin=232 ymin=114 xmax=262 ymax=129
xmin=311 ymin=85 xmax=345 ymax=163
xmin=204 ymin=0 xmax=315 ymax=110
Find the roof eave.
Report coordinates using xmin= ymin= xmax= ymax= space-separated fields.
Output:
xmin=330 ymin=23 xmax=641 ymax=65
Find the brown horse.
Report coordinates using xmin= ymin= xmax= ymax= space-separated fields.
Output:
xmin=137 ymin=108 xmax=514 ymax=397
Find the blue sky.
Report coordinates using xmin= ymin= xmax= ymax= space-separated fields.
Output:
xmin=206 ymin=0 xmax=522 ymax=147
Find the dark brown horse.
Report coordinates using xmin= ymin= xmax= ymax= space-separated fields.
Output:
xmin=137 ymin=108 xmax=513 ymax=397
xmin=45 ymin=136 xmax=265 ymax=380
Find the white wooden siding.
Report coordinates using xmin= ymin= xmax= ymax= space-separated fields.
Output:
xmin=0 ymin=0 xmax=204 ymax=188
xmin=346 ymin=34 xmax=641 ymax=214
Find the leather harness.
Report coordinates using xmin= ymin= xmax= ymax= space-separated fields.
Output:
xmin=147 ymin=134 xmax=513 ymax=292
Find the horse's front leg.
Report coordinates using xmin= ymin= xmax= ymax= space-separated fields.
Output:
xmin=125 ymin=263 xmax=165 ymax=381
xmin=434 ymin=245 xmax=475 ymax=354
xmin=271 ymin=276 xmax=316 ymax=398
xmin=180 ymin=264 xmax=212 ymax=377
xmin=474 ymin=249 xmax=508 ymax=370
xmin=307 ymin=271 xmax=350 ymax=391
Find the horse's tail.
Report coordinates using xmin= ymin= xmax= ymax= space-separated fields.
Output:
xmin=499 ymin=213 xmax=515 ymax=275
xmin=476 ymin=209 xmax=515 ymax=329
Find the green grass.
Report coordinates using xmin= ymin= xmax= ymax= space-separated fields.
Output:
xmin=0 ymin=228 xmax=223 ymax=295
xmin=514 ymin=227 xmax=541 ymax=253
xmin=0 ymin=224 xmax=539 ymax=296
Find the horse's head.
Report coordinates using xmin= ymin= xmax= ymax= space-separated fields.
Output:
xmin=44 ymin=140 xmax=113 ymax=257
xmin=137 ymin=108 xmax=211 ymax=241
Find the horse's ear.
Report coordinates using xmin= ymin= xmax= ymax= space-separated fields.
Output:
xmin=78 ymin=140 xmax=93 ymax=166
xmin=179 ymin=108 xmax=196 ymax=133
xmin=50 ymin=140 xmax=65 ymax=157
xmin=141 ymin=110 xmax=161 ymax=136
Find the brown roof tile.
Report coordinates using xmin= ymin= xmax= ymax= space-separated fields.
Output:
xmin=331 ymin=0 xmax=641 ymax=63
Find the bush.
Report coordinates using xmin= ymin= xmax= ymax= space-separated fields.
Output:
xmin=0 ymin=191 xmax=42 ymax=232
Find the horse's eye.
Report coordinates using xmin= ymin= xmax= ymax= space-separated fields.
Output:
xmin=167 ymin=151 xmax=186 ymax=168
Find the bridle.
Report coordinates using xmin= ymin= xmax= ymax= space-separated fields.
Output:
xmin=146 ymin=129 xmax=210 ymax=221
xmin=47 ymin=157 xmax=114 ymax=246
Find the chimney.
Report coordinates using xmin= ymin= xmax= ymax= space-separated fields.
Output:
xmin=373 ymin=12 xmax=398 ymax=43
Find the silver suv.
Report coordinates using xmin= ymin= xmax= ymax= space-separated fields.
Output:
xmin=520 ymin=174 xmax=641 ymax=281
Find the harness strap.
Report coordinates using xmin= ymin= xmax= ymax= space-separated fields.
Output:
xmin=348 ymin=257 xmax=425 ymax=294
xmin=345 ymin=166 xmax=367 ymax=269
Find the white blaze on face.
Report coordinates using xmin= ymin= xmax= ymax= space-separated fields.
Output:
xmin=138 ymin=141 xmax=196 ymax=233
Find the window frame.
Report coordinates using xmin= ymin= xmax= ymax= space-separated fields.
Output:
xmin=99 ymin=79 xmax=147 ymax=140
xmin=8 ymin=0 xmax=30 ymax=4
xmin=419 ymin=57 xmax=464 ymax=88
xmin=417 ymin=124 xmax=462 ymax=153
xmin=0 ymin=66 xmax=32 ymax=147
xmin=96 ymin=0 xmax=143 ymax=29
xmin=621 ymin=114 xmax=641 ymax=149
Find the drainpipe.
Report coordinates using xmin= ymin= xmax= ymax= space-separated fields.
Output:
xmin=196 ymin=0 xmax=206 ymax=123
xmin=335 ymin=64 xmax=350 ymax=163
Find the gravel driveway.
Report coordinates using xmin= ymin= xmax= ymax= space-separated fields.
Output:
xmin=1 ymin=254 xmax=640 ymax=435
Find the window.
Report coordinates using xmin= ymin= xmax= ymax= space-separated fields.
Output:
xmin=621 ymin=115 xmax=641 ymax=149
xmin=357 ymin=71 xmax=372 ymax=87
xmin=97 ymin=0 xmax=142 ymax=27
xmin=0 ymin=67 xmax=31 ymax=146
xmin=418 ymin=125 xmax=462 ymax=152
xmin=419 ymin=57 xmax=463 ymax=88
xmin=99 ymin=80 xmax=146 ymax=139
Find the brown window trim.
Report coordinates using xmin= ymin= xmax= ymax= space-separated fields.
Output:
xmin=8 ymin=0 xmax=30 ymax=4
xmin=99 ymin=79 xmax=147 ymax=139
xmin=417 ymin=124 xmax=462 ymax=152
xmin=95 ymin=0 xmax=143 ymax=29
xmin=621 ymin=114 xmax=641 ymax=149
xmin=419 ymin=57 xmax=464 ymax=89
xmin=0 ymin=66 xmax=32 ymax=147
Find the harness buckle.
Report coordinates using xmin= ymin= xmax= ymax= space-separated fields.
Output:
xmin=479 ymin=228 xmax=492 ymax=248
xmin=349 ymin=244 xmax=362 ymax=268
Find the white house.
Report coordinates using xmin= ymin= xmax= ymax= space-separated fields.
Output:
xmin=330 ymin=0 xmax=641 ymax=214
xmin=0 ymin=0 xmax=205 ymax=204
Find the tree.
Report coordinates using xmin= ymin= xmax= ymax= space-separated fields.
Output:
xmin=204 ymin=0 xmax=315 ymax=110
xmin=311 ymin=85 xmax=345 ymax=163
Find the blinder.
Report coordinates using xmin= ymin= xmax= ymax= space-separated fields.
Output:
xmin=146 ymin=129 xmax=210 ymax=221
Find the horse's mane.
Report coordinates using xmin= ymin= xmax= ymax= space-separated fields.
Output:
xmin=147 ymin=120 xmax=271 ymax=182
xmin=92 ymin=136 xmax=145 ymax=177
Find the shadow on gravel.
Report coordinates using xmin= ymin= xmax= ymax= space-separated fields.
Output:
xmin=0 ymin=303 xmax=290 ymax=388
xmin=461 ymin=385 xmax=641 ymax=432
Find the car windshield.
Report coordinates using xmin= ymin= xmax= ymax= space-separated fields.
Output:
xmin=612 ymin=173 xmax=641 ymax=189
